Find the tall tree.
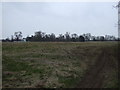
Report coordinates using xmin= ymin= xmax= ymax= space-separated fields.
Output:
xmin=83 ymin=33 xmax=91 ymax=41
xmin=58 ymin=34 xmax=64 ymax=41
xmin=71 ymin=33 xmax=78 ymax=42
xmin=50 ymin=33 xmax=56 ymax=41
xmin=34 ymin=31 xmax=42 ymax=41
xmin=65 ymin=32 xmax=70 ymax=41
xmin=79 ymin=36 xmax=85 ymax=42
xmin=14 ymin=31 xmax=22 ymax=41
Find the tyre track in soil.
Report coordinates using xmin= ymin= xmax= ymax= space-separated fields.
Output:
xmin=76 ymin=48 xmax=111 ymax=88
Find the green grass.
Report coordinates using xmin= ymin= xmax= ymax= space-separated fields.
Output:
xmin=2 ymin=41 xmax=118 ymax=88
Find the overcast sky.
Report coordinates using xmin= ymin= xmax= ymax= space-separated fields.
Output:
xmin=2 ymin=2 xmax=118 ymax=39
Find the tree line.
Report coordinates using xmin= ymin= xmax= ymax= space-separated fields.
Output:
xmin=2 ymin=31 xmax=119 ymax=42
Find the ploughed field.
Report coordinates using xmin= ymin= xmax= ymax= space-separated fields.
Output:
xmin=2 ymin=42 xmax=118 ymax=88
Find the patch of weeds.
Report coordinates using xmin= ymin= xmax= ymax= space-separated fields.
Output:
xmin=3 ymin=55 xmax=47 ymax=79
xmin=25 ymin=68 xmax=45 ymax=77
xmin=104 ymin=79 xmax=119 ymax=88
xmin=103 ymin=70 xmax=119 ymax=88
xmin=58 ymin=75 xmax=78 ymax=88
xmin=3 ymin=57 xmax=30 ymax=72
xmin=30 ymin=53 xmax=67 ymax=60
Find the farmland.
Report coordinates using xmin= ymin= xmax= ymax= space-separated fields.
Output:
xmin=2 ymin=42 xmax=119 ymax=88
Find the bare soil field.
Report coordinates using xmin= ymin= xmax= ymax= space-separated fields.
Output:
xmin=2 ymin=42 xmax=119 ymax=88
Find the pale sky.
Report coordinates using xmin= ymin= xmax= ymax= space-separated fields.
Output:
xmin=1 ymin=2 xmax=118 ymax=39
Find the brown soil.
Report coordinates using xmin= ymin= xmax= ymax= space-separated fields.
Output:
xmin=76 ymin=48 xmax=114 ymax=88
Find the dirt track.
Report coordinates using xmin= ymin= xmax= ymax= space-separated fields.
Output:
xmin=76 ymin=48 xmax=114 ymax=88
